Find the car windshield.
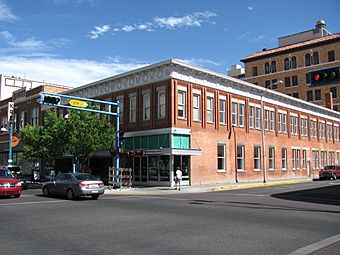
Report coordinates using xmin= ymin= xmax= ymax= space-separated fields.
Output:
xmin=74 ymin=174 xmax=97 ymax=181
xmin=324 ymin=166 xmax=336 ymax=170
xmin=0 ymin=170 xmax=15 ymax=178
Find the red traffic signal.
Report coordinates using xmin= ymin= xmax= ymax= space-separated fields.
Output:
xmin=310 ymin=66 xmax=340 ymax=86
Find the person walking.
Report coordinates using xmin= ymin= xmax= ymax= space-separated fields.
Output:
xmin=175 ymin=167 xmax=182 ymax=191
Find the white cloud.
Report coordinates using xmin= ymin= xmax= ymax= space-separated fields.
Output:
xmin=0 ymin=30 xmax=69 ymax=56
xmin=177 ymin=57 xmax=221 ymax=68
xmin=0 ymin=0 xmax=18 ymax=22
xmin=247 ymin=6 xmax=254 ymax=11
xmin=89 ymin=24 xmax=110 ymax=39
xmin=0 ymin=56 xmax=148 ymax=87
xmin=90 ymin=10 xmax=217 ymax=39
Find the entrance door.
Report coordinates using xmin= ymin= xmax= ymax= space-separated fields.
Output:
xmin=141 ymin=157 xmax=148 ymax=182
xmin=174 ymin=155 xmax=190 ymax=185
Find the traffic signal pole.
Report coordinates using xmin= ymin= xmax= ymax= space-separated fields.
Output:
xmin=39 ymin=92 xmax=122 ymax=186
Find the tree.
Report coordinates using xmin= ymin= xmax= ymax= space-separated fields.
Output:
xmin=20 ymin=110 xmax=68 ymax=164
xmin=64 ymin=109 xmax=116 ymax=168
xmin=20 ymin=108 xmax=116 ymax=172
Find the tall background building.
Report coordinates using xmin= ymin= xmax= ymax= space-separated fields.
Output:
xmin=240 ymin=20 xmax=340 ymax=112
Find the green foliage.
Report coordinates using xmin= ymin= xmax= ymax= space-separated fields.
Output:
xmin=20 ymin=108 xmax=116 ymax=164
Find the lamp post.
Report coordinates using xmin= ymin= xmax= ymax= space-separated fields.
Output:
xmin=260 ymin=80 xmax=283 ymax=183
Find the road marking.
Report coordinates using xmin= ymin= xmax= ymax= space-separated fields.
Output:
xmin=289 ymin=234 xmax=340 ymax=255
xmin=0 ymin=200 xmax=68 ymax=206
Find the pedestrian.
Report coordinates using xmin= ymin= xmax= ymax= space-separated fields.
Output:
xmin=175 ymin=167 xmax=182 ymax=191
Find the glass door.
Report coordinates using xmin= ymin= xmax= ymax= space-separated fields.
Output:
xmin=174 ymin=155 xmax=190 ymax=185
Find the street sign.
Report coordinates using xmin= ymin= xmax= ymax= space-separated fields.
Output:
xmin=69 ymin=99 xmax=88 ymax=108
xmin=7 ymin=102 xmax=14 ymax=122
xmin=11 ymin=136 xmax=19 ymax=147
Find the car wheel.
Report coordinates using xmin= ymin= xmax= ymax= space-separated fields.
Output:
xmin=91 ymin=194 xmax=99 ymax=200
xmin=42 ymin=186 xmax=49 ymax=197
xmin=13 ymin=194 xmax=21 ymax=198
xmin=66 ymin=188 xmax=75 ymax=200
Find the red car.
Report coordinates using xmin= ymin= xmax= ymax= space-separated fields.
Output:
xmin=0 ymin=167 xmax=22 ymax=198
xmin=319 ymin=165 xmax=340 ymax=180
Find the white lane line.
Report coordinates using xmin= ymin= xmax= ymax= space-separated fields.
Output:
xmin=289 ymin=234 xmax=340 ymax=255
xmin=0 ymin=200 xmax=68 ymax=206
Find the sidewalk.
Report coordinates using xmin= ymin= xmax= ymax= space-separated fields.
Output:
xmin=104 ymin=177 xmax=313 ymax=195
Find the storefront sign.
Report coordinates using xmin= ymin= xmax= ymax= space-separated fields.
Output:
xmin=69 ymin=99 xmax=88 ymax=108
xmin=144 ymin=149 xmax=162 ymax=155
xmin=11 ymin=136 xmax=20 ymax=147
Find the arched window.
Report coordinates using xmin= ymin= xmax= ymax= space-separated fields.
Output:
xmin=284 ymin=58 xmax=290 ymax=70
xmin=313 ymin=51 xmax=319 ymax=65
xmin=271 ymin=61 xmax=277 ymax=73
xmin=265 ymin=62 xmax=270 ymax=74
xmin=291 ymin=56 xmax=297 ymax=69
xmin=305 ymin=53 xmax=311 ymax=66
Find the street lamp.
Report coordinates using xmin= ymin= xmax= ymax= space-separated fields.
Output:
xmin=260 ymin=80 xmax=283 ymax=183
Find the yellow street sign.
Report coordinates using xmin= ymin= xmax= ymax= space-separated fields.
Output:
xmin=69 ymin=99 xmax=88 ymax=108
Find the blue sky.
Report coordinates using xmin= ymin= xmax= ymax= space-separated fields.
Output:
xmin=0 ymin=0 xmax=339 ymax=87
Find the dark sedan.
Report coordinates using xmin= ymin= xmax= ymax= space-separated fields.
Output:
xmin=42 ymin=173 xmax=105 ymax=200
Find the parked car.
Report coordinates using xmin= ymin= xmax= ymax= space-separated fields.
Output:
xmin=319 ymin=165 xmax=340 ymax=180
xmin=42 ymin=173 xmax=105 ymax=200
xmin=0 ymin=167 xmax=22 ymax=198
xmin=0 ymin=165 xmax=29 ymax=190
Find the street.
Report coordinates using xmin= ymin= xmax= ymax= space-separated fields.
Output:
xmin=1 ymin=181 xmax=339 ymax=255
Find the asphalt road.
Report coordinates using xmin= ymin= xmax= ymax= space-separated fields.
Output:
xmin=1 ymin=180 xmax=339 ymax=255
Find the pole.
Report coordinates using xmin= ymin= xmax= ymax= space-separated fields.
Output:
xmin=8 ymin=118 xmax=13 ymax=165
xmin=261 ymin=95 xmax=267 ymax=183
xmin=115 ymin=101 xmax=120 ymax=188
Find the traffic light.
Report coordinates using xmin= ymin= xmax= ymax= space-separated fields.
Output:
xmin=118 ymin=131 xmax=125 ymax=147
xmin=41 ymin=95 xmax=61 ymax=105
xmin=310 ymin=66 xmax=340 ymax=86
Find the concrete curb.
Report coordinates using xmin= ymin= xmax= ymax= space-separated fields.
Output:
xmin=211 ymin=179 xmax=313 ymax=191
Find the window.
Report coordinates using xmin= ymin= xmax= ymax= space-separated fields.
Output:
xmin=270 ymin=111 xmax=275 ymax=131
xmin=305 ymin=53 xmax=311 ymax=66
xmin=271 ymin=61 xmax=277 ymax=73
xmin=313 ymin=51 xmax=319 ymax=65
xmin=265 ymin=62 xmax=270 ymax=74
xmin=142 ymin=92 xmax=150 ymax=121
xmin=271 ymin=79 xmax=278 ymax=89
xmin=157 ymin=90 xmax=166 ymax=119
xmin=129 ymin=94 xmax=136 ymax=123
xmin=321 ymin=151 xmax=327 ymax=168
xmin=328 ymin=124 xmax=333 ymax=141
xmin=290 ymin=115 xmax=298 ymax=135
xmin=315 ymin=90 xmax=321 ymax=101
xmin=307 ymin=91 xmax=313 ymax=102
xmin=177 ymin=90 xmax=186 ymax=119
xmin=219 ymin=98 xmax=226 ymax=124
xmin=302 ymin=150 xmax=307 ymax=169
xmin=319 ymin=122 xmax=325 ymax=139
xmin=265 ymin=80 xmax=271 ymax=89
xmin=329 ymin=151 xmax=335 ymax=165
xmin=217 ymin=144 xmax=226 ymax=171
xmin=265 ymin=110 xmax=269 ymax=130
xmin=31 ymin=107 xmax=39 ymax=126
xmin=282 ymin=148 xmax=287 ymax=170
xmin=207 ymin=96 xmax=214 ymax=123
xmin=254 ymin=146 xmax=261 ymax=171
xmin=249 ymin=106 xmax=254 ymax=128
xmin=278 ymin=113 xmax=282 ymax=132
xmin=193 ymin=93 xmax=201 ymax=121
xmin=301 ymin=118 xmax=308 ymax=137
xmin=284 ymin=77 xmax=291 ymax=87
xmin=292 ymin=76 xmax=298 ymax=86
xmin=330 ymin=87 xmax=337 ymax=98
xmin=293 ymin=93 xmax=299 ymax=99
xmin=237 ymin=145 xmax=245 ymax=171
xmin=310 ymin=120 xmax=317 ymax=138
xmin=20 ymin=111 xmax=26 ymax=128
xmin=306 ymin=73 xmax=311 ymax=84
xmin=269 ymin=147 xmax=275 ymax=170
xmin=284 ymin=58 xmax=290 ymax=70
xmin=255 ymin=107 xmax=261 ymax=129
xmin=312 ymin=150 xmax=319 ymax=170
xmin=292 ymin=149 xmax=300 ymax=170
xmin=232 ymin=102 xmax=238 ymax=126
xmin=335 ymin=126 xmax=339 ymax=141
xmin=252 ymin=66 xmax=258 ymax=77
xmin=291 ymin=56 xmax=297 ymax=69
xmin=239 ymin=103 xmax=245 ymax=127
xmin=328 ymin=50 xmax=335 ymax=62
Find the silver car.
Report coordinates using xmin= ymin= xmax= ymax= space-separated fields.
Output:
xmin=42 ymin=173 xmax=105 ymax=200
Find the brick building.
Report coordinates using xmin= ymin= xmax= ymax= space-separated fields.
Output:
xmin=240 ymin=20 xmax=340 ymax=112
xmin=0 ymin=59 xmax=339 ymax=186
xmin=61 ymin=59 xmax=339 ymax=186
